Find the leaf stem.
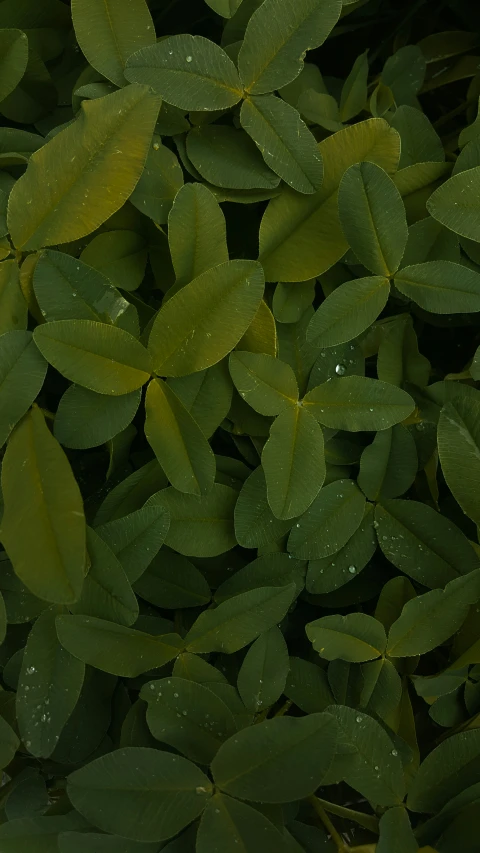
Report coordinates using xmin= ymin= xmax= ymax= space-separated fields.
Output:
xmin=308 ymin=795 xmax=351 ymax=852
xmin=274 ymin=699 xmax=292 ymax=717
xmin=313 ymin=795 xmax=380 ymax=834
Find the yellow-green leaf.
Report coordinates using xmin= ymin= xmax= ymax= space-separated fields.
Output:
xmin=237 ymin=0 xmax=342 ymax=95
xmin=259 ymin=118 xmax=400 ymax=281
xmin=0 ymin=407 xmax=86 ymax=604
xmin=34 ymin=320 xmax=152 ymax=396
xmin=7 ymin=83 xmax=161 ymax=250
xmin=262 ymin=405 xmax=326 ymax=519
xmin=148 ymin=260 xmax=265 ymax=377
xmin=145 ymin=378 xmax=215 ymax=496
xmin=71 ymin=0 xmax=155 ymax=87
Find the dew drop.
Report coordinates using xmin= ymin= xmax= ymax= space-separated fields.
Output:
xmin=26 ymin=667 xmax=36 ymax=675
xmin=173 ymin=693 xmax=179 ymax=698
xmin=186 ymin=55 xmax=193 ymax=62
xmin=348 ymin=565 xmax=356 ymax=574
xmin=153 ymin=142 xmax=160 ymax=150
xmin=356 ymin=715 xmax=363 ymax=723
xmin=335 ymin=363 xmax=346 ymax=376
xmin=391 ymin=749 xmax=398 ymax=757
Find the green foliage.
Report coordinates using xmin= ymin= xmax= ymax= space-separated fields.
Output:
xmin=1 ymin=0 xmax=480 ymax=850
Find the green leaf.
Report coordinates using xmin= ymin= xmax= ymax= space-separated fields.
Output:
xmin=197 ymin=793 xmax=293 ymax=853
xmin=16 ymin=606 xmax=85 ymax=758
xmin=407 ymin=730 xmax=480 ymax=814
xmin=79 ymin=230 xmax=148 ymax=294
xmin=259 ymin=118 xmax=400 ymax=282
xmin=327 ymin=705 xmax=405 ymax=806
xmin=7 ymin=84 xmax=160 ymax=250
xmin=262 ymin=405 xmax=326 ymax=519
xmin=387 ymin=569 xmax=480 ymax=657
xmin=284 ymin=656 xmax=334 ymax=713
xmin=71 ymin=0 xmax=155 ymax=88
xmin=94 ymin=460 xmax=167 ymax=525
xmin=148 ymin=260 xmax=265 ymax=377
xmin=394 ymin=261 xmax=480 ymax=313
xmin=438 ymin=397 xmax=480 ymax=526
xmin=0 ymin=259 xmax=27 ymax=334
xmin=211 ymin=712 xmax=337 ymax=802
xmin=390 ymin=105 xmax=444 ymax=169
xmin=0 ymin=331 xmax=47 ymax=447
xmin=168 ymin=362 xmax=233 ymax=439
xmin=229 ymin=351 xmax=298 ymax=415
xmin=148 ymin=484 xmax=237 ymax=557
xmin=0 ymin=29 xmax=28 ymax=102
xmin=54 ymin=386 xmax=141 ymax=450
xmin=288 ymin=478 xmax=365 ymax=559
xmin=272 ymin=280 xmax=316 ymax=324
xmin=237 ymin=627 xmax=289 ymax=711
xmin=141 ymin=676 xmax=236 ymax=764
xmin=338 ymin=162 xmax=407 ymax=276
xmin=306 ymin=504 xmax=377 ymax=594
xmin=306 ymin=613 xmax=387 ymax=662
xmin=234 ymin=466 xmax=294 ymax=549
xmin=374 ymin=499 xmax=478 ymax=588
xmin=186 ymin=125 xmax=280 ymax=190
xmin=59 ymin=834 xmax=161 ymax=853
xmin=56 ymin=615 xmax=183 ymax=677
xmin=130 ymin=137 xmax=184 ymax=224
xmin=237 ymin=0 xmax=342 ymax=94
xmin=306 ymin=275 xmax=390 ymax=348
xmin=34 ymin=320 xmax=152 ymax=395
xmin=145 ymin=378 xmax=215 ymax=496
xmin=303 ymin=376 xmax=414 ymax=431
xmin=240 ymin=95 xmax=323 ymax=194
xmin=134 ymin=548 xmax=211 ymax=609
xmin=376 ymin=807 xmax=418 ymax=853
xmin=427 ymin=166 xmax=480 ymax=241
xmin=125 ymin=34 xmax=242 ymax=111
xmin=360 ymin=658 xmax=402 ymax=722
xmin=71 ymin=528 xmax=138 ymax=627
xmin=185 ymin=585 xmax=296 ymax=654
xmin=0 ymin=815 xmax=86 ymax=852
xmin=32 ymin=249 xmax=138 ymax=331
xmin=358 ymin=425 xmax=418 ymax=501
xmin=214 ymin=553 xmax=305 ymax=603
xmin=96 ymin=503 xmax=170 ymax=583
xmin=204 ymin=0 xmax=243 ymax=16
xmin=339 ymin=50 xmax=369 ymax=122
xmin=0 ymin=406 xmax=85 ymax=604
xmin=168 ymin=183 xmax=229 ymax=289
xmin=67 ymin=747 xmax=212 ymax=842
xmin=376 ymin=314 xmax=430 ymax=388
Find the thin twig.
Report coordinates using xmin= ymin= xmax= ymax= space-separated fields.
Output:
xmin=308 ymin=795 xmax=351 ymax=852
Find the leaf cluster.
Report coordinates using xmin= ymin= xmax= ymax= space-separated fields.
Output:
xmin=0 ymin=0 xmax=480 ymax=851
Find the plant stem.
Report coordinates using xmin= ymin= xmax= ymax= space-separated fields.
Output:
xmin=433 ymin=100 xmax=470 ymax=130
xmin=308 ymin=795 xmax=351 ymax=852
xmin=274 ymin=699 xmax=292 ymax=717
xmin=313 ymin=795 xmax=380 ymax=835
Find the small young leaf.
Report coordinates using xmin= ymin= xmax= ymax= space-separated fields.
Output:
xmin=306 ymin=275 xmax=390 ymax=348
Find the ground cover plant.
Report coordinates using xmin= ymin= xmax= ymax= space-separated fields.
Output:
xmin=1 ymin=0 xmax=480 ymax=850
